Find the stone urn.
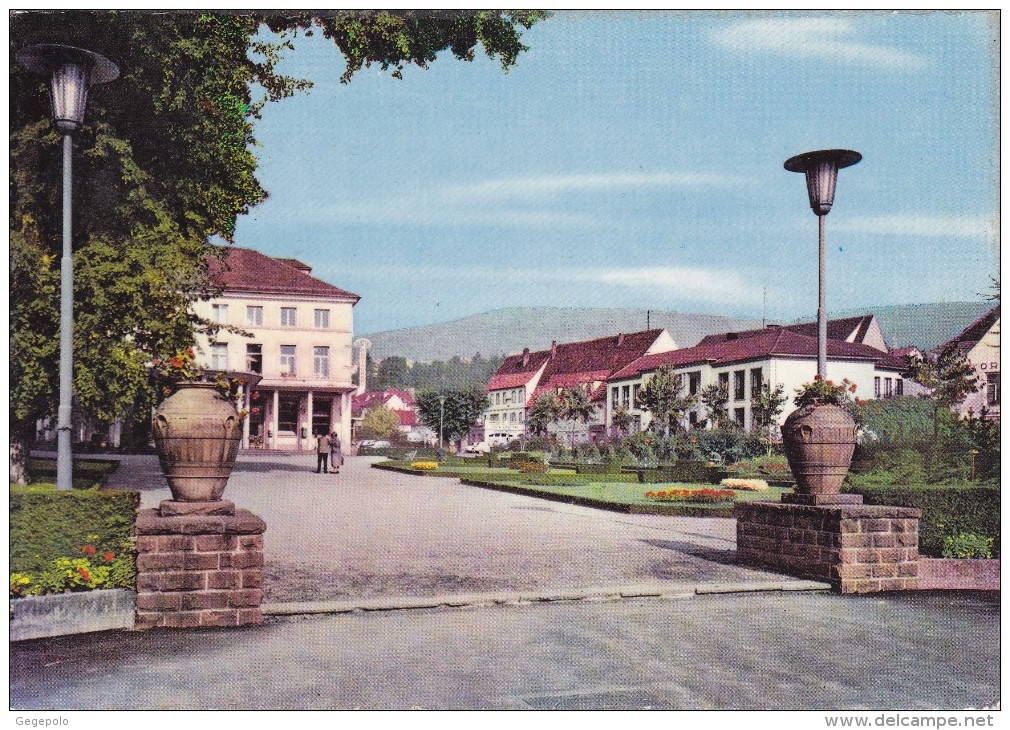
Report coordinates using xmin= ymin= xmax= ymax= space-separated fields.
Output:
xmin=781 ymin=404 xmax=858 ymax=495
xmin=152 ymin=382 xmax=241 ymax=502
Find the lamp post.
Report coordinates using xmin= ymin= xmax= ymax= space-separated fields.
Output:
xmin=17 ymin=44 xmax=119 ymax=490
xmin=784 ymin=149 xmax=861 ymax=380
xmin=438 ymin=395 xmax=446 ymax=451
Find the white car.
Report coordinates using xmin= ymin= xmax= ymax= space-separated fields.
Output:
xmin=465 ymin=433 xmax=512 ymax=454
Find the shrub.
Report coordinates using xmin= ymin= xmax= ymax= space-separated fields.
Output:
xmin=517 ymin=460 xmax=549 ymax=474
xmin=845 ymin=482 xmax=1000 ymax=558
xmin=941 ymin=532 xmax=994 ymax=559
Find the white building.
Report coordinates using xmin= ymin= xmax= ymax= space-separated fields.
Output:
xmin=606 ymin=319 xmax=908 ymax=435
xmin=939 ymin=306 xmax=1000 ymax=421
xmin=192 ymin=247 xmax=360 ymax=450
xmin=483 ymin=330 xmax=677 ymax=444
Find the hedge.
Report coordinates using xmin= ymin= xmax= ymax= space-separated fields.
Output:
xmin=845 ymin=483 xmax=1000 ymax=559
xmin=25 ymin=457 xmax=119 ymax=489
xmin=10 ymin=485 xmax=140 ymax=578
xmin=638 ymin=461 xmax=717 ymax=484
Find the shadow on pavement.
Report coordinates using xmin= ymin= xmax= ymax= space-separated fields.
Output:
xmin=639 ymin=538 xmax=738 ymax=566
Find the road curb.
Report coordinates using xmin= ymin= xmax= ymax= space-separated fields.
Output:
xmin=262 ymin=580 xmax=831 ymax=616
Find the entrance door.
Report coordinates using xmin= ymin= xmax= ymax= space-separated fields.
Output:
xmin=312 ymin=398 xmax=333 ymax=436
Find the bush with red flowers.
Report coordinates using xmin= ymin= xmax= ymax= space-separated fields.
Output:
xmin=644 ymin=488 xmax=736 ymax=503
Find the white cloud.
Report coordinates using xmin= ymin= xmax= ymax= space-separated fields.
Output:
xmin=711 ymin=17 xmax=929 ymax=70
xmin=835 ymin=214 xmax=994 ymax=240
xmin=443 ymin=172 xmax=742 ymax=201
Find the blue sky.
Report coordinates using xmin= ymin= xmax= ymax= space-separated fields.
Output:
xmin=232 ymin=11 xmax=999 ymax=335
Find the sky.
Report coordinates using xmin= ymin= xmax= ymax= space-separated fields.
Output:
xmin=231 ymin=10 xmax=999 ymax=336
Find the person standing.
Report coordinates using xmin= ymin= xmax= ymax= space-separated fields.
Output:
xmin=328 ymin=432 xmax=343 ymax=474
xmin=315 ymin=432 xmax=330 ymax=473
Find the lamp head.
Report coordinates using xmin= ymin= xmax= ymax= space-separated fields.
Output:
xmin=784 ymin=149 xmax=861 ymax=216
xmin=16 ymin=44 xmax=119 ymax=134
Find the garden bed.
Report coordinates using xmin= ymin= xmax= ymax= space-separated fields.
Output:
xmin=10 ymin=588 xmax=136 ymax=641
xmin=460 ymin=476 xmax=788 ymax=516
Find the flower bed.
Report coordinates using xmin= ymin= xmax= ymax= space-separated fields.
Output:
xmin=410 ymin=461 xmax=439 ymax=471
xmin=645 ymin=488 xmax=736 ymax=503
xmin=720 ymin=478 xmax=770 ymax=492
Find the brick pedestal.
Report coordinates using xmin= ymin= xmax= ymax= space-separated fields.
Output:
xmin=735 ymin=500 xmax=922 ymax=593
xmin=135 ymin=501 xmax=266 ymax=629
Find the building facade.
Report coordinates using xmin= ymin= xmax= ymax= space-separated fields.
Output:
xmin=483 ymin=330 xmax=677 ymax=445
xmin=193 ymin=248 xmax=360 ymax=450
xmin=940 ymin=306 xmax=1000 ymax=421
xmin=606 ymin=320 xmax=908 ymax=435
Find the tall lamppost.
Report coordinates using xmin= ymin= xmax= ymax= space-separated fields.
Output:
xmin=438 ymin=395 xmax=446 ymax=451
xmin=17 ymin=44 xmax=119 ymax=490
xmin=784 ymin=149 xmax=861 ymax=379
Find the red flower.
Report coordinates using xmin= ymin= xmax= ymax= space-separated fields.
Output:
xmin=826 ymin=380 xmax=834 ymax=386
xmin=813 ymin=374 xmax=823 ymax=381
xmin=169 ymin=356 xmax=184 ymax=369
xmin=104 ymin=552 xmax=116 ymax=562
xmin=77 ymin=567 xmax=91 ymax=582
xmin=849 ymin=384 xmax=857 ymax=393
xmin=81 ymin=544 xmax=97 ymax=556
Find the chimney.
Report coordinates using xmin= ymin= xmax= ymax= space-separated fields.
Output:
xmin=550 ymin=340 xmax=557 ymax=357
xmin=617 ymin=333 xmax=625 ymax=346
xmin=522 ymin=347 xmax=530 ymax=368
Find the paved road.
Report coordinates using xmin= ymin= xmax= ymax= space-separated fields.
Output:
xmin=10 ymin=590 xmax=999 ymax=710
xmin=106 ymin=452 xmax=817 ymax=602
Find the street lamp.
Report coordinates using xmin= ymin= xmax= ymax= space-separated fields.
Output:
xmin=438 ymin=395 xmax=446 ymax=451
xmin=784 ymin=149 xmax=861 ymax=379
xmin=17 ymin=44 xmax=119 ymax=490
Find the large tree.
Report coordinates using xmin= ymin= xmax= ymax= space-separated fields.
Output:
xmin=415 ymin=387 xmax=487 ymax=448
xmin=636 ymin=365 xmax=696 ymax=437
xmin=360 ymin=405 xmax=402 ymax=441
xmin=907 ymin=344 xmax=981 ymax=439
xmin=10 ymin=10 xmax=547 ymax=478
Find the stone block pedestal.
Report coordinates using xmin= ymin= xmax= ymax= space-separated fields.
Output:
xmin=135 ymin=500 xmax=266 ymax=629
xmin=735 ymin=499 xmax=922 ymax=594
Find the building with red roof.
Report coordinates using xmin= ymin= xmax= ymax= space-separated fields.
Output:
xmin=193 ymin=247 xmax=360 ymax=451
xmin=482 ymin=329 xmax=677 ymax=444
xmin=607 ymin=320 xmax=908 ymax=436
xmin=350 ymin=388 xmax=431 ymax=442
xmin=936 ymin=305 xmax=1000 ymax=421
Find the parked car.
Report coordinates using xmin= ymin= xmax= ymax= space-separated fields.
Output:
xmin=465 ymin=433 xmax=512 ymax=454
xmin=370 ymin=440 xmax=392 ymax=449
xmin=358 ymin=439 xmax=376 ymax=448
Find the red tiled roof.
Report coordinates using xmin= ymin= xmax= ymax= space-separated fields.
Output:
xmin=395 ymin=410 xmax=417 ymax=427
xmin=486 ymin=350 xmax=552 ymax=392
xmin=207 ymin=247 xmax=360 ymax=301
xmin=697 ymin=315 xmax=876 ymax=347
xmin=941 ymin=306 xmax=1000 ymax=352
xmin=611 ymin=328 xmax=906 ymax=381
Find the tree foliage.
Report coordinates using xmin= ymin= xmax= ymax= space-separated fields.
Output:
xmin=637 ymin=365 xmax=696 ymax=437
xmin=907 ymin=344 xmax=981 ymax=438
xmin=10 ymin=10 xmax=546 ymax=443
xmin=527 ymin=392 xmax=562 ymax=437
xmin=751 ymin=382 xmax=788 ymax=454
xmin=700 ymin=383 xmax=730 ymax=430
xmin=360 ymin=405 xmax=402 ymax=440
xmin=415 ymin=386 xmax=487 ymax=445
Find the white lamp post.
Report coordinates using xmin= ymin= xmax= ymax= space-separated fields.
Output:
xmin=784 ymin=149 xmax=862 ymax=379
xmin=438 ymin=395 xmax=446 ymax=451
xmin=16 ymin=44 xmax=119 ymax=490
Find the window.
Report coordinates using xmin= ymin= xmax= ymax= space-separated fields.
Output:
xmin=750 ymin=368 xmax=763 ymax=399
xmin=612 ymin=387 xmax=619 ymax=406
xmin=246 ymin=306 xmax=263 ymax=327
xmin=689 ymin=411 xmax=698 ymax=427
xmin=211 ymin=304 xmax=228 ymax=323
xmin=632 ymin=384 xmax=640 ymax=409
xmin=281 ymin=307 xmax=297 ymax=327
xmin=884 ymin=378 xmax=893 ymax=398
xmin=496 ymin=392 xmax=501 ymax=405
xmin=734 ymin=407 xmax=746 ymax=428
xmin=246 ymin=344 xmax=263 ymax=374
xmin=210 ymin=343 xmax=228 ymax=370
xmin=718 ymin=372 xmax=730 ymax=392
xmin=314 ymin=309 xmax=330 ymax=329
xmin=280 ymin=345 xmax=296 ymax=375
xmin=734 ymin=371 xmax=745 ymax=401
xmin=519 ymin=411 xmax=524 ymax=423
xmin=278 ymin=395 xmax=299 ymax=433
xmin=489 ymin=413 xmax=499 ymax=423
xmin=313 ymin=346 xmax=330 ymax=378
xmin=895 ymin=379 xmax=904 ymax=397
xmin=688 ymin=372 xmax=701 ymax=396
xmin=987 ymin=373 xmax=1000 ymax=406
xmin=874 ymin=377 xmax=881 ymax=398
xmin=621 ymin=385 xmax=630 ymax=408
xmin=510 ymin=412 xmax=516 ymax=423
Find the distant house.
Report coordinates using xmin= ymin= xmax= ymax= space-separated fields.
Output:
xmin=938 ymin=306 xmax=1000 ymax=421
xmin=351 ymin=388 xmax=432 ymax=443
xmin=192 ymin=247 xmax=360 ymax=451
xmin=483 ymin=330 xmax=677 ymax=445
xmin=607 ymin=319 xmax=907 ymax=435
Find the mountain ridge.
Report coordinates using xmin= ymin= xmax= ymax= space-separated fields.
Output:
xmin=360 ymin=302 xmax=994 ymax=363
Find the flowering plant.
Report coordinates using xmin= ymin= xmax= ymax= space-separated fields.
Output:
xmin=645 ymin=488 xmax=736 ymax=503
xmin=150 ymin=348 xmax=247 ymax=408
xmin=9 ymin=537 xmax=134 ymax=598
xmin=410 ymin=461 xmax=439 ymax=471
xmin=793 ymin=376 xmax=857 ymax=408
xmin=720 ymin=478 xmax=770 ymax=492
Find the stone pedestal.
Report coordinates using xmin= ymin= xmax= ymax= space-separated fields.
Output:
xmin=735 ymin=500 xmax=922 ymax=593
xmin=134 ymin=501 xmax=266 ymax=629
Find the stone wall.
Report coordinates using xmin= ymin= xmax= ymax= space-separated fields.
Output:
xmin=135 ymin=502 xmax=266 ymax=629
xmin=735 ymin=501 xmax=922 ymax=594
